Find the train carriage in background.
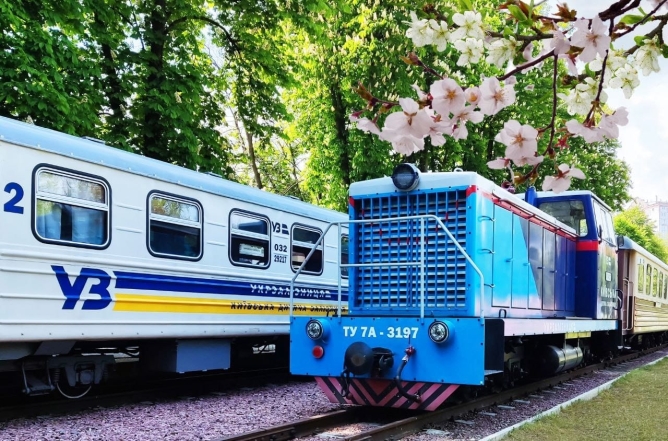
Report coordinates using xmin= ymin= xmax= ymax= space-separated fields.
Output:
xmin=0 ymin=116 xmax=348 ymax=398
xmin=289 ymin=163 xmax=668 ymax=411
xmin=617 ymin=237 xmax=668 ymax=344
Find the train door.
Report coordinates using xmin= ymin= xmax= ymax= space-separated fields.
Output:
xmin=592 ymin=201 xmax=618 ymax=319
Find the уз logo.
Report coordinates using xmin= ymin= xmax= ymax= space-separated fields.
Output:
xmin=52 ymin=265 xmax=112 ymax=310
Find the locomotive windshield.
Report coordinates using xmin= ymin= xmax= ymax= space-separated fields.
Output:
xmin=538 ymin=200 xmax=588 ymax=236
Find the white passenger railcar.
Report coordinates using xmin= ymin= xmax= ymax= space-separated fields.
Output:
xmin=0 ymin=116 xmax=348 ymax=397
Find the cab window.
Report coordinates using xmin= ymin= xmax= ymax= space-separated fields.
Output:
xmin=538 ymin=200 xmax=588 ymax=236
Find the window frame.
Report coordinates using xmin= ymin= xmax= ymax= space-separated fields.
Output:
xmin=290 ymin=223 xmax=324 ymax=276
xmin=228 ymin=209 xmax=271 ymax=269
xmin=146 ymin=190 xmax=203 ymax=261
xmin=31 ymin=164 xmax=111 ymax=250
xmin=340 ymin=234 xmax=349 ymax=279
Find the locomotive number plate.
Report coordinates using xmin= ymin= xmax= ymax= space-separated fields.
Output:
xmin=342 ymin=325 xmax=419 ymax=339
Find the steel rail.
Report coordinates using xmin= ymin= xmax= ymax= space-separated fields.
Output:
xmin=221 ymin=344 xmax=667 ymax=441
xmin=343 ymin=344 xmax=668 ymax=441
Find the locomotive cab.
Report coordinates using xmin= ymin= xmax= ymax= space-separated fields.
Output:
xmin=523 ymin=188 xmax=620 ymax=321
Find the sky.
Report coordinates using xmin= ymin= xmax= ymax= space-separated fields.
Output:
xmin=570 ymin=1 xmax=668 ymax=203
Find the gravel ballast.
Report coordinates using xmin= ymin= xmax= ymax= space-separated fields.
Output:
xmin=1 ymin=351 xmax=666 ymax=441
xmin=0 ymin=381 xmax=344 ymax=441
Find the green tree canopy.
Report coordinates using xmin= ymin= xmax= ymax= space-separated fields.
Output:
xmin=614 ymin=206 xmax=668 ymax=263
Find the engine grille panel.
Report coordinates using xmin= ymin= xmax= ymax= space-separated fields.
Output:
xmin=354 ymin=190 xmax=468 ymax=309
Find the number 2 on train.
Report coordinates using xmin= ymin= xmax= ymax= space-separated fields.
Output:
xmin=3 ymin=182 xmax=24 ymax=214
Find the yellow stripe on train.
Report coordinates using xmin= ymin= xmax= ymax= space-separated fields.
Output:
xmin=113 ymin=293 xmax=348 ymax=316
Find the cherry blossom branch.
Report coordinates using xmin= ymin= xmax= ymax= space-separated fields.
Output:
xmin=624 ymin=16 xmax=668 ymax=55
xmin=599 ymin=0 xmax=641 ymax=21
xmin=614 ymin=0 xmax=668 ymax=39
xmin=584 ymin=20 xmax=614 ymax=124
xmin=545 ymin=54 xmax=559 ymax=150
xmin=499 ymin=50 xmax=555 ymax=81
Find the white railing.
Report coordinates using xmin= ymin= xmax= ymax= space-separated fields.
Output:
xmin=289 ymin=214 xmax=485 ymax=322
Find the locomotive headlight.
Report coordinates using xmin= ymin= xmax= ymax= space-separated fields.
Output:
xmin=391 ymin=163 xmax=420 ymax=191
xmin=306 ymin=320 xmax=323 ymax=340
xmin=428 ymin=321 xmax=450 ymax=344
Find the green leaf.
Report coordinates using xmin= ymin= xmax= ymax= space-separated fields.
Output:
xmin=662 ymin=44 xmax=668 ymax=59
xmin=459 ymin=0 xmax=474 ymax=11
xmin=634 ymin=35 xmax=646 ymax=46
xmin=507 ymin=5 xmax=528 ymax=23
xmin=620 ymin=14 xmax=644 ymax=25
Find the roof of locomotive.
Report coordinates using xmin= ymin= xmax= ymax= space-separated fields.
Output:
xmin=521 ymin=189 xmax=614 ymax=212
xmin=349 ymin=170 xmax=490 ymax=196
xmin=349 ymin=169 xmax=578 ymax=235
xmin=0 ymin=116 xmax=346 ymax=222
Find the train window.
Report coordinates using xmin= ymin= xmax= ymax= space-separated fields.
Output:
xmin=341 ymin=235 xmax=349 ymax=278
xmin=291 ymin=225 xmax=323 ymax=275
xmin=664 ymin=274 xmax=667 ymax=299
xmin=148 ymin=193 xmax=202 ymax=260
xmin=229 ymin=211 xmax=270 ymax=268
xmin=538 ymin=200 xmax=588 ymax=236
xmin=660 ymin=273 xmax=664 ymax=298
xmin=34 ymin=168 xmax=109 ymax=247
xmin=646 ymin=264 xmax=652 ymax=295
xmin=637 ymin=263 xmax=644 ymax=293
xmin=653 ymin=267 xmax=659 ymax=296
xmin=593 ymin=202 xmax=615 ymax=244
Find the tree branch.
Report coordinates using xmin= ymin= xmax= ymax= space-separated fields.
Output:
xmin=167 ymin=16 xmax=241 ymax=54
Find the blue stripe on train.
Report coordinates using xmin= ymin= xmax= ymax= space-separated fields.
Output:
xmin=113 ymin=271 xmax=349 ymax=301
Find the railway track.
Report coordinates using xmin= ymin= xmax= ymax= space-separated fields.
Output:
xmin=0 ymin=366 xmax=291 ymax=422
xmin=219 ymin=345 xmax=668 ymax=441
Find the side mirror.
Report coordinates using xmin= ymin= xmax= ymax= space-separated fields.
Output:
xmin=597 ymin=224 xmax=603 ymax=243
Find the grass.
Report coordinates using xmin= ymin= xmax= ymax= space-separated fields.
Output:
xmin=503 ymin=357 xmax=668 ymax=441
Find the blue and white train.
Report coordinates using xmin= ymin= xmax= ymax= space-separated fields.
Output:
xmin=289 ymin=163 xmax=668 ymax=410
xmin=0 ymin=116 xmax=348 ymax=397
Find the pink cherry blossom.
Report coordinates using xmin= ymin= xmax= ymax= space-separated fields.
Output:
xmin=522 ymin=43 xmax=534 ymax=61
xmin=571 ymin=16 xmax=611 ymax=63
xmin=450 ymin=105 xmax=483 ymax=140
xmin=565 ymin=120 xmax=605 ymax=143
xmin=487 ymin=157 xmax=510 ymax=169
xmin=494 ymin=120 xmax=538 ymax=162
xmin=542 ymin=164 xmax=586 ymax=193
xmin=598 ymin=107 xmax=629 ymax=139
xmin=464 ymin=87 xmax=481 ymax=105
xmin=514 ymin=154 xmax=544 ymax=166
xmin=550 ymin=29 xmax=571 ymax=55
xmin=411 ymin=84 xmax=428 ymax=101
xmin=430 ymin=78 xmax=466 ymax=116
xmin=478 ymin=77 xmax=516 ymax=115
xmin=356 ymin=117 xmax=381 ymax=135
xmin=383 ymin=98 xmax=432 ymax=139
xmin=380 ymin=130 xmax=425 ymax=155
xmin=559 ymin=54 xmax=579 ymax=76
xmin=428 ymin=118 xmax=453 ymax=146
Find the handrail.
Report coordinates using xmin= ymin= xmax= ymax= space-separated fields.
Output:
xmin=289 ymin=214 xmax=485 ymax=321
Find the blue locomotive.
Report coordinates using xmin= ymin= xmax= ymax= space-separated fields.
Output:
xmin=288 ymin=164 xmax=665 ymax=410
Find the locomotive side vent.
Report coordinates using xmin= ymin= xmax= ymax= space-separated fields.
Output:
xmin=354 ymin=190 xmax=468 ymax=310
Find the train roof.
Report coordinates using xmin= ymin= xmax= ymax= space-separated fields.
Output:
xmin=618 ymin=236 xmax=668 ymax=270
xmin=517 ymin=189 xmax=613 ymax=212
xmin=349 ymin=169 xmax=578 ymax=234
xmin=349 ymin=170 xmax=488 ymax=196
xmin=0 ymin=116 xmax=346 ymax=222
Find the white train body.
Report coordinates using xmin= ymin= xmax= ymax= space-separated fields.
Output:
xmin=0 ymin=117 xmax=348 ymax=394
